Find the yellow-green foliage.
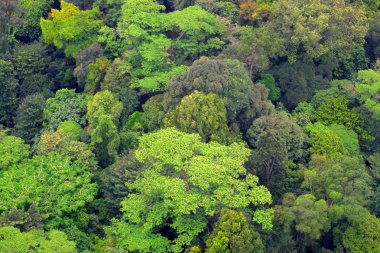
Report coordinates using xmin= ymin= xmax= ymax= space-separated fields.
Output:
xmin=40 ymin=1 xmax=102 ymax=56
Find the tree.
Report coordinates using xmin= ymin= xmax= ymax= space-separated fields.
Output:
xmin=0 ymin=204 xmax=44 ymax=232
xmin=0 ymin=0 xmax=23 ymax=52
xmin=334 ymin=45 xmax=369 ymax=79
xmin=101 ymin=153 xmax=144 ymax=216
xmin=355 ymin=69 xmax=380 ymax=121
xmin=43 ymin=89 xmax=87 ymax=132
xmin=12 ymin=42 xmax=53 ymax=98
xmin=17 ymin=0 xmax=53 ymax=42
xmin=302 ymin=155 xmax=372 ymax=206
xmin=0 ymin=226 xmax=77 ymax=253
xmin=57 ymin=120 xmax=82 ymax=141
xmin=278 ymin=194 xmax=330 ymax=245
xmin=86 ymin=90 xmax=123 ymax=167
xmin=327 ymin=124 xmax=362 ymax=158
xmin=164 ymin=57 xmax=274 ymax=132
xmin=106 ymin=128 xmax=272 ymax=253
xmin=40 ymin=1 xmax=102 ymax=57
xmin=14 ymin=93 xmax=45 ymax=143
xmin=246 ymin=112 xmax=305 ymax=192
xmin=268 ymin=0 xmax=368 ymax=62
xmin=239 ymin=0 xmax=272 ymax=24
xmin=305 ymin=122 xmax=348 ymax=158
xmin=101 ymin=58 xmax=139 ymax=124
xmin=0 ymin=133 xmax=30 ymax=170
xmin=258 ymin=74 xmax=280 ymax=101
xmin=340 ymin=205 xmax=380 ymax=253
xmin=118 ymin=0 xmax=224 ymax=92
xmin=84 ymin=57 xmax=110 ymax=94
xmin=140 ymin=95 xmax=165 ymax=132
xmin=314 ymin=97 xmax=364 ymax=132
xmin=164 ymin=91 xmax=236 ymax=145
xmin=292 ymin=102 xmax=315 ymax=127
xmin=272 ymin=60 xmax=332 ymax=108
xmin=205 ymin=209 xmax=264 ymax=253
xmin=220 ymin=25 xmax=285 ymax=79
xmin=0 ymin=59 xmax=18 ymax=126
xmin=74 ymin=43 xmax=104 ymax=90
xmin=94 ymin=0 xmax=124 ymax=26
xmin=36 ymin=131 xmax=97 ymax=170
xmin=0 ymin=152 xmax=97 ymax=223
xmin=367 ymin=12 xmax=380 ymax=60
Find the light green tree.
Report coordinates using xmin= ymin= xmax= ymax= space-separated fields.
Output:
xmin=40 ymin=1 xmax=102 ymax=57
xmin=106 ymin=128 xmax=272 ymax=253
xmin=205 ymin=208 xmax=264 ymax=253
xmin=355 ymin=69 xmax=380 ymax=121
xmin=279 ymin=194 xmax=331 ymax=241
xmin=0 ymin=132 xmax=30 ymax=170
xmin=0 ymin=226 xmax=77 ymax=253
xmin=0 ymin=152 xmax=97 ymax=222
xmin=305 ymin=122 xmax=348 ymax=158
xmin=164 ymin=91 xmax=236 ymax=145
xmin=118 ymin=0 xmax=224 ymax=91
xmin=302 ymin=155 xmax=372 ymax=206
xmin=86 ymin=90 xmax=123 ymax=167
xmin=269 ymin=0 xmax=368 ymax=62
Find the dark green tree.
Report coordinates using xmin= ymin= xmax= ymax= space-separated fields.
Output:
xmin=246 ymin=112 xmax=305 ymax=193
xmin=165 ymin=57 xmax=274 ymax=132
xmin=101 ymin=153 xmax=143 ymax=216
xmin=43 ymin=89 xmax=87 ymax=131
xmin=14 ymin=93 xmax=45 ymax=143
xmin=272 ymin=60 xmax=331 ymax=108
xmin=0 ymin=0 xmax=23 ymax=52
xmin=12 ymin=42 xmax=53 ymax=98
xmin=0 ymin=59 xmax=18 ymax=126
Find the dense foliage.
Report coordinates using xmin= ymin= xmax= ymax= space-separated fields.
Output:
xmin=1 ymin=0 xmax=380 ymax=252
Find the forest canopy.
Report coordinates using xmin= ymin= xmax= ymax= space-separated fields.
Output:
xmin=1 ymin=0 xmax=380 ymax=252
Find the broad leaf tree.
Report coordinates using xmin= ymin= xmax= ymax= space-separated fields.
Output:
xmin=40 ymin=1 xmax=102 ymax=57
xmin=106 ymin=128 xmax=272 ymax=253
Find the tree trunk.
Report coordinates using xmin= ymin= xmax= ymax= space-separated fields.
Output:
xmin=1 ymin=23 xmax=10 ymax=53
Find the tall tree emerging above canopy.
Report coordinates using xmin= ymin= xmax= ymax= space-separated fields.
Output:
xmin=246 ymin=112 xmax=305 ymax=191
xmin=265 ymin=0 xmax=368 ymax=63
xmin=164 ymin=57 xmax=274 ymax=132
xmin=86 ymin=90 xmax=123 ymax=167
xmin=40 ymin=1 xmax=102 ymax=57
xmin=164 ymin=91 xmax=236 ymax=145
xmin=106 ymin=128 xmax=272 ymax=253
xmin=117 ymin=0 xmax=224 ymax=92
